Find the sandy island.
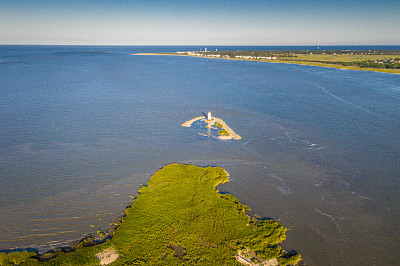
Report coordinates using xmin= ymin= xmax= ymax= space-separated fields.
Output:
xmin=182 ymin=115 xmax=241 ymax=140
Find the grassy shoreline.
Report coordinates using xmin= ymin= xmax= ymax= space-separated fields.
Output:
xmin=135 ymin=52 xmax=400 ymax=74
xmin=1 ymin=164 xmax=301 ymax=265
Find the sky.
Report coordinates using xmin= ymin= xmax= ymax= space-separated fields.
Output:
xmin=0 ymin=0 xmax=399 ymax=45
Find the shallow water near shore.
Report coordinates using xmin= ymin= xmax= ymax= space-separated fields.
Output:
xmin=0 ymin=46 xmax=399 ymax=265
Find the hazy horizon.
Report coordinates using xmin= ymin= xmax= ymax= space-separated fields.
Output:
xmin=1 ymin=44 xmax=400 ymax=47
xmin=1 ymin=0 xmax=399 ymax=45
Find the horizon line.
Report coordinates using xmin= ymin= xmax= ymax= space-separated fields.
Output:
xmin=1 ymin=44 xmax=399 ymax=47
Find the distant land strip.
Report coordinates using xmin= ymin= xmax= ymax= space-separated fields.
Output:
xmin=134 ymin=50 xmax=400 ymax=74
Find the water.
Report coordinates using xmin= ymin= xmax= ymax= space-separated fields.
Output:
xmin=0 ymin=46 xmax=399 ymax=265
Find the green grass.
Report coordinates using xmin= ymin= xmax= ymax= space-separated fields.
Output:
xmin=215 ymin=122 xmax=223 ymax=128
xmin=1 ymin=164 xmax=300 ymax=265
xmin=163 ymin=51 xmax=400 ymax=74
xmin=270 ymin=54 xmax=400 ymax=74
xmin=0 ymin=251 xmax=37 ymax=265
xmin=218 ymin=130 xmax=229 ymax=136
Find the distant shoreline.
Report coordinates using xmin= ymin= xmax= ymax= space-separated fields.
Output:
xmin=134 ymin=52 xmax=400 ymax=74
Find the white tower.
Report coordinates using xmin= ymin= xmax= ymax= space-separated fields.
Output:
xmin=207 ymin=112 xmax=212 ymax=121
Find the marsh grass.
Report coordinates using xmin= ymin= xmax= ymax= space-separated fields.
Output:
xmin=218 ymin=130 xmax=229 ymax=136
xmin=0 ymin=251 xmax=37 ymax=265
xmin=163 ymin=51 xmax=400 ymax=74
xmin=1 ymin=164 xmax=300 ymax=265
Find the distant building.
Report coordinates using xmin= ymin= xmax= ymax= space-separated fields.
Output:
xmin=207 ymin=112 xmax=212 ymax=121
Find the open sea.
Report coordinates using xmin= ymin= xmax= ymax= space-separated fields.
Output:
xmin=0 ymin=45 xmax=399 ymax=265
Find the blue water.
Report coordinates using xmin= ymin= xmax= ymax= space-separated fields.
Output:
xmin=0 ymin=46 xmax=399 ymax=265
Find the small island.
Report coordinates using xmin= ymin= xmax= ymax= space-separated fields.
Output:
xmin=0 ymin=164 xmax=300 ymax=265
xmin=182 ymin=112 xmax=242 ymax=140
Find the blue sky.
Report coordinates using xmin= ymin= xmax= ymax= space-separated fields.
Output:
xmin=1 ymin=0 xmax=399 ymax=45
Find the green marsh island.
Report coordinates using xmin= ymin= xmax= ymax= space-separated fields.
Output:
xmin=1 ymin=164 xmax=300 ymax=265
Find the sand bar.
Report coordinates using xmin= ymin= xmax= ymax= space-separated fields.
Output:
xmin=181 ymin=116 xmax=204 ymax=127
xmin=211 ymin=117 xmax=241 ymax=140
xmin=182 ymin=115 xmax=241 ymax=140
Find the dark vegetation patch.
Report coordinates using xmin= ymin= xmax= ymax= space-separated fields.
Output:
xmin=169 ymin=244 xmax=187 ymax=260
xmin=218 ymin=130 xmax=229 ymax=136
xmin=215 ymin=122 xmax=223 ymax=128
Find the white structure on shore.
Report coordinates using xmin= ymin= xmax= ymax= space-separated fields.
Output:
xmin=181 ymin=114 xmax=241 ymax=140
